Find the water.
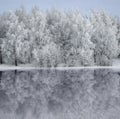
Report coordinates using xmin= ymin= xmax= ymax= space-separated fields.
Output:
xmin=0 ymin=69 xmax=120 ymax=119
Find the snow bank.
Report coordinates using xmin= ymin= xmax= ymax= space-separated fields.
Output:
xmin=0 ymin=64 xmax=120 ymax=71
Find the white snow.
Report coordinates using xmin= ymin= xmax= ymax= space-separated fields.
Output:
xmin=0 ymin=59 xmax=120 ymax=71
xmin=0 ymin=64 xmax=120 ymax=71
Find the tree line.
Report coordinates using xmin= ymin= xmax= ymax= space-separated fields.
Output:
xmin=0 ymin=7 xmax=120 ymax=67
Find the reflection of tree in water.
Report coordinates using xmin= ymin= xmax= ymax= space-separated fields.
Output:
xmin=0 ymin=69 xmax=120 ymax=119
xmin=92 ymin=69 xmax=120 ymax=119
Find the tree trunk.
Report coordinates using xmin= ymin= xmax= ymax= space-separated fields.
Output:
xmin=13 ymin=42 xmax=18 ymax=66
xmin=15 ymin=58 xmax=18 ymax=66
xmin=0 ymin=46 xmax=2 ymax=64
xmin=0 ymin=39 xmax=2 ymax=64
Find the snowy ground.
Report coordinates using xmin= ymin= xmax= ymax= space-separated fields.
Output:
xmin=0 ymin=64 xmax=41 ymax=71
xmin=0 ymin=59 xmax=120 ymax=71
xmin=0 ymin=65 xmax=120 ymax=71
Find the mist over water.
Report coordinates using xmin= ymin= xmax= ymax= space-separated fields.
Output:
xmin=0 ymin=69 xmax=120 ymax=119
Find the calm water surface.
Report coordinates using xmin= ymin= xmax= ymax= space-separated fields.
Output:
xmin=0 ymin=69 xmax=120 ymax=119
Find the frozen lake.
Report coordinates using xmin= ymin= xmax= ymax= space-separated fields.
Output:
xmin=0 ymin=69 xmax=120 ymax=119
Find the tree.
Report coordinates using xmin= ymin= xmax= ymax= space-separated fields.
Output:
xmin=90 ymin=11 xmax=118 ymax=65
xmin=3 ymin=12 xmax=28 ymax=66
xmin=114 ymin=17 xmax=120 ymax=57
xmin=46 ymin=9 xmax=73 ymax=66
xmin=15 ymin=6 xmax=27 ymax=23
xmin=28 ymin=7 xmax=51 ymax=65
xmin=67 ymin=11 xmax=95 ymax=66
xmin=0 ymin=8 xmax=120 ymax=66
xmin=34 ymin=42 xmax=61 ymax=67
xmin=0 ymin=13 xmax=10 ymax=64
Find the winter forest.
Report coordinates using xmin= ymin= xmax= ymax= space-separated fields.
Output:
xmin=0 ymin=7 xmax=120 ymax=67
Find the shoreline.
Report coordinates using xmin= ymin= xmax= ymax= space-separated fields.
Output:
xmin=0 ymin=65 xmax=120 ymax=71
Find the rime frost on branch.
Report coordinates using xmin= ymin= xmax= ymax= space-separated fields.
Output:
xmin=0 ymin=7 xmax=119 ymax=66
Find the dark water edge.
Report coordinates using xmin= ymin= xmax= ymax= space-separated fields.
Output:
xmin=0 ymin=69 xmax=120 ymax=119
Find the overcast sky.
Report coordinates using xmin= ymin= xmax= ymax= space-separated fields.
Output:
xmin=0 ymin=0 xmax=120 ymax=16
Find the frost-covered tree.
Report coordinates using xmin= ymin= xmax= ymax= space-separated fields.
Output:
xmin=28 ymin=7 xmax=51 ymax=64
xmin=47 ymin=10 xmax=95 ymax=66
xmin=67 ymin=11 xmax=95 ymax=66
xmin=0 ymin=8 xmax=120 ymax=66
xmin=0 ymin=14 xmax=8 ymax=64
xmin=2 ymin=12 xmax=28 ymax=65
xmin=15 ymin=6 xmax=27 ymax=23
xmin=90 ymin=11 xmax=118 ymax=66
xmin=34 ymin=42 xmax=61 ymax=67
xmin=15 ymin=7 xmax=31 ymax=64
xmin=115 ymin=17 xmax=120 ymax=57
xmin=46 ymin=9 xmax=72 ymax=66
